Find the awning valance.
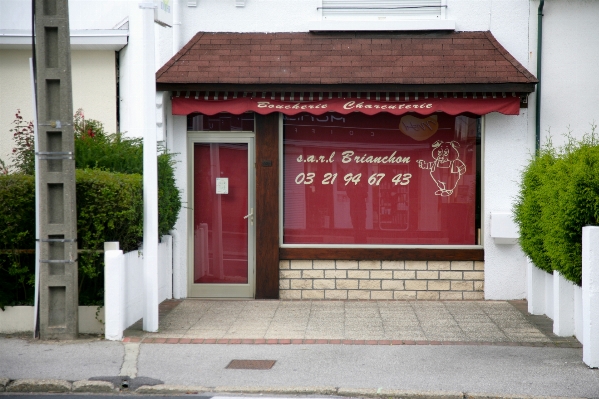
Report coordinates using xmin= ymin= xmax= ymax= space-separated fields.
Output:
xmin=172 ymin=91 xmax=521 ymax=116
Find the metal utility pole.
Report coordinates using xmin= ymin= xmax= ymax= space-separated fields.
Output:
xmin=34 ymin=0 xmax=78 ymax=340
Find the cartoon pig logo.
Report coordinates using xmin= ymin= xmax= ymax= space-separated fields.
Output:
xmin=416 ymin=140 xmax=466 ymax=197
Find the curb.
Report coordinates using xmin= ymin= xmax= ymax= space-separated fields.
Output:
xmin=0 ymin=379 xmax=588 ymax=399
xmin=5 ymin=379 xmax=72 ymax=393
xmin=3 ymin=379 xmax=117 ymax=394
xmin=122 ymin=336 xmax=582 ymax=348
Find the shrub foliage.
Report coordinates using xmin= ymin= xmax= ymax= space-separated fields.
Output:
xmin=514 ymin=130 xmax=599 ymax=285
xmin=0 ymin=110 xmax=181 ymax=308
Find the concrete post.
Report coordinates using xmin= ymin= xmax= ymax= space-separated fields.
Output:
xmin=582 ymin=226 xmax=599 ymax=368
xmin=35 ymin=0 xmax=78 ymax=340
xmin=553 ymin=270 xmax=575 ymax=336
xmin=527 ymin=258 xmax=546 ymax=315
xmin=104 ymin=243 xmax=124 ymax=341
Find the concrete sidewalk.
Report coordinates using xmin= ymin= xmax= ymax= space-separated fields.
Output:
xmin=124 ymin=299 xmax=580 ymax=347
xmin=1 ymin=300 xmax=597 ymax=399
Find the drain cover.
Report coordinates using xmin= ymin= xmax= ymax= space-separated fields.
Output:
xmin=226 ymin=359 xmax=276 ymax=370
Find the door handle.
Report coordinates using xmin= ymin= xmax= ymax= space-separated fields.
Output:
xmin=243 ymin=208 xmax=254 ymax=225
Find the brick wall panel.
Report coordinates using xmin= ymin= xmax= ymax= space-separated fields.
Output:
xmin=325 ymin=270 xmax=347 ymax=279
xmin=336 ymin=279 xmax=358 ymax=289
xmin=336 ymin=260 xmax=359 ymax=270
xmin=405 ymin=261 xmax=428 ymax=270
xmin=451 ymin=261 xmax=474 ymax=271
xmin=303 ymin=270 xmax=324 ymax=279
xmin=405 ymin=280 xmax=427 ymax=291
xmin=382 ymin=260 xmax=404 ymax=270
xmin=303 ymin=290 xmax=324 ymax=299
xmin=371 ymin=291 xmax=394 ymax=300
xmin=394 ymin=271 xmax=416 ymax=279
xmin=370 ymin=271 xmax=393 ymax=279
xmin=348 ymin=290 xmax=370 ymax=300
xmin=359 ymin=280 xmax=381 ymax=290
xmin=326 ymin=290 xmax=348 ymax=299
xmin=358 ymin=260 xmax=381 ymax=270
xmin=418 ymin=291 xmax=440 ymax=300
xmin=348 ymin=270 xmax=369 ymax=279
xmin=279 ymin=260 xmax=485 ymax=301
xmin=314 ymin=279 xmax=336 ymax=290
xmin=314 ymin=260 xmax=335 ymax=269
xmin=395 ymin=291 xmax=416 ymax=300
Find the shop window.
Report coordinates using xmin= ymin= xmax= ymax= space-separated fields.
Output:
xmin=283 ymin=112 xmax=480 ymax=246
xmin=187 ymin=113 xmax=254 ymax=132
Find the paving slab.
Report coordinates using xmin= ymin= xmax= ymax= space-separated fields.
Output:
xmin=0 ymin=337 xmax=123 ymax=380
xmin=132 ymin=300 xmax=566 ymax=345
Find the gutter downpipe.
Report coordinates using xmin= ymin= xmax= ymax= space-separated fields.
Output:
xmin=535 ymin=0 xmax=544 ymax=154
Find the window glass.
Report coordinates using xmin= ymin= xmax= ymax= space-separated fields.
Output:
xmin=187 ymin=113 xmax=254 ymax=131
xmin=321 ymin=0 xmax=444 ymax=21
xmin=283 ymin=112 xmax=479 ymax=245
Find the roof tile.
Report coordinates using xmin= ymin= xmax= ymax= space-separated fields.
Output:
xmin=156 ymin=31 xmax=537 ymax=86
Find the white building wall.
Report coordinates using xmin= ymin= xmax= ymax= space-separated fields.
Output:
xmin=175 ymin=0 xmax=532 ymax=68
xmin=483 ymin=111 xmax=533 ymax=299
xmin=167 ymin=0 xmax=536 ymax=300
xmin=535 ymin=0 xmax=599 ymax=147
xmin=0 ymin=50 xmax=117 ymax=166
xmin=1 ymin=0 xmax=558 ymax=301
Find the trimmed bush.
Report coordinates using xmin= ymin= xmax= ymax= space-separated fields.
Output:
xmin=0 ymin=170 xmax=143 ymax=308
xmin=76 ymin=169 xmax=143 ymax=305
xmin=0 ymin=110 xmax=182 ymax=308
xmin=514 ymin=131 xmax=599 ymax=285
xmin=0 ymin=174 xmax=36 ymax=307
xmin=513 ymin=144 xmax=556 ymax=274
xmin=74 ymin=119 xmax=180 ymax=238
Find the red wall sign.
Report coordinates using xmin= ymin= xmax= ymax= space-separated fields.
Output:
xmin=283 ymin=112 xmax=479 ymax=245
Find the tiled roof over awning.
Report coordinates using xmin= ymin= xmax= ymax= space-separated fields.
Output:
xmin=156 ymin=31 xmax=537 ymax=91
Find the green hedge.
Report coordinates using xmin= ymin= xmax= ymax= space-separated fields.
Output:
xmin=0 ymin=170 xmax=144 ymax=308
xmin=514 ymin=133 xmax=599 ymax=285
xmin=75 ymin=129 xmax=181 ymax=238
xmin=0 ymin=111 xmax=182 ymax=308
xmin=0 ymin=174 xmax=36 ymax=307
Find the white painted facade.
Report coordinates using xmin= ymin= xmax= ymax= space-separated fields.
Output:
xmin=162 ymin=0 xmax=540 ymax=300
xmin=0 ymin=0 xmax=127 ymax=166
xmin=1 ymin=0 xmax=598 ymax=302
xmin=0 ymin=49 xmax=119 ymax=167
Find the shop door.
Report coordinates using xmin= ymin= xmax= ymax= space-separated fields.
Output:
xmin=189 ymin=135 xmax=255 ymax=298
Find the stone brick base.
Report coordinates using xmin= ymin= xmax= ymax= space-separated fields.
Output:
xmin=279 ymin=260 xmax=484 ymax=300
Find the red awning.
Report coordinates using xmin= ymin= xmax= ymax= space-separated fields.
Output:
xmin=172 ymin=92 xmax=521 ymax=117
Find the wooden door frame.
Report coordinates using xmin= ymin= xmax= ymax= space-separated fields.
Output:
xmin=255 ymin=113 xmax=280 ymax=299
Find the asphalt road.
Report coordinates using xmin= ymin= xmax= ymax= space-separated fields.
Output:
xmin=2 ymin=337 xmax=599 ymax=398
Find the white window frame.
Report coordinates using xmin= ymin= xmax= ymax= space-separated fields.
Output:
xmin=309 ymin=0 xmax=455 ymax=31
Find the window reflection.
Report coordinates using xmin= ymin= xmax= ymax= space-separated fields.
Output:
xmin=187 ymin=113 xmax=255 ymax=132
xmin=283 ymin=112 xmax=479 ymax=245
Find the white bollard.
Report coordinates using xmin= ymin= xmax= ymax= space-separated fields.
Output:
xmin=553 ymin=270 xmax=575 ymax=336
xmin=544 ymin=271 xmax=554 ymax=319
xmin=527 ymin=258 xmax=546 ymax=315
xmin=582 ymin=226 xmax=599 ymax=368
xmin=104 ymin=247 xmax=125 ymax=341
